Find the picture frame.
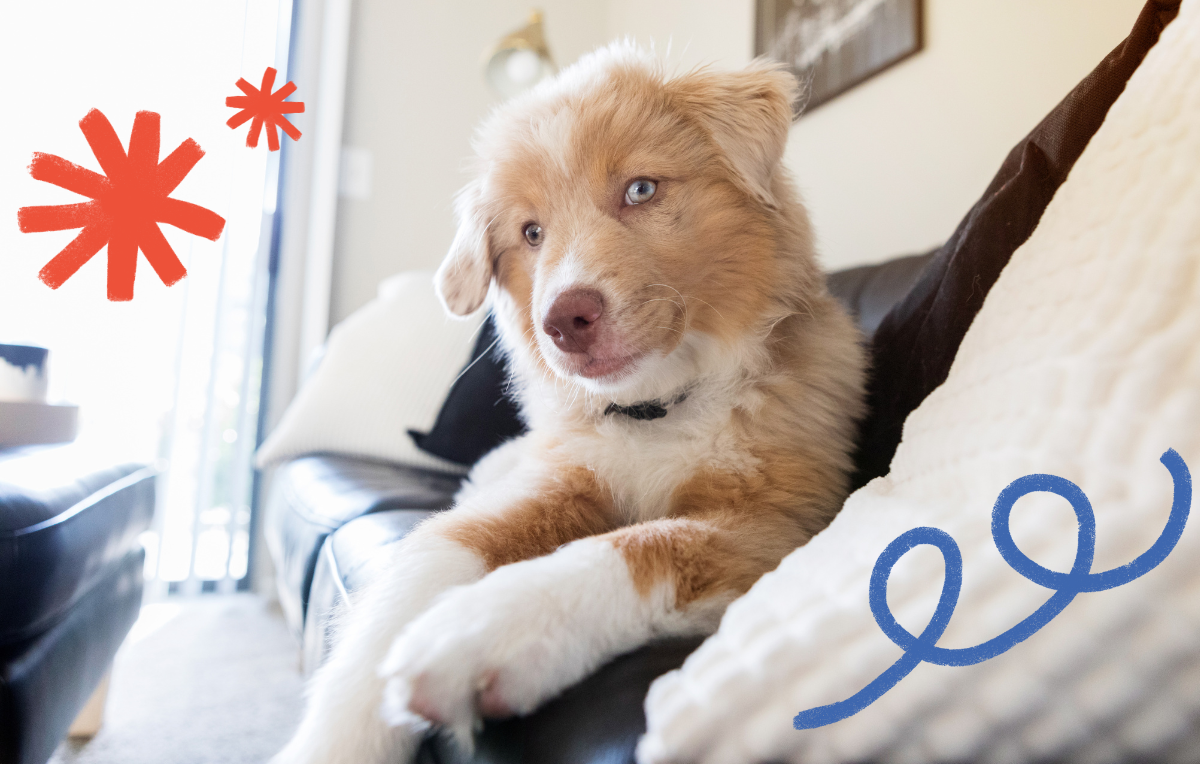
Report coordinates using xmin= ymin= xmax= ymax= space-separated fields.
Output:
xmin=755 ymin=0 xmax=924 ymax=116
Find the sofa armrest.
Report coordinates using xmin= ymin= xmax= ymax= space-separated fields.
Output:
xmin=264 ymin=455 xmax=461 ymax=638
xmin=303 ymin=510 xmax=438 ymax=674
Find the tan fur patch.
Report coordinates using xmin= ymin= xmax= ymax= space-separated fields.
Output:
xmin=612 ymin=441 xmax=853 ymax=606
xmin=441 ymin=465 xmax=614 ymax=571
xmin=608 ymin=519 xmax=754 ymax=606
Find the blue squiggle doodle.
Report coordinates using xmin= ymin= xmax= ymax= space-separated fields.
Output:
xmin=794 ymin=448 xmax=1192 ymax=730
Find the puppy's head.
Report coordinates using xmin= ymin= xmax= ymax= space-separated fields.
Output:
xmin=436 ymin=44 xmax=812 ymax=403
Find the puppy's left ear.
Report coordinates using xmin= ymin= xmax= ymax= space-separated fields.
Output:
xmin=435 ymin=178 xmax=493 ymax=316
xmin=668 ymin=61 xmax=798 ymax=208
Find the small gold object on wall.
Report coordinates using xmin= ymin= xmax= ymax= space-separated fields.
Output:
xmin=484 ymin=10 xmax=557 ymax=100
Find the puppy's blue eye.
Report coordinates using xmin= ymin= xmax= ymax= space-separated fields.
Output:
xmin=625 ymin=179 xmax=656 ymax=205
xmin=524 ymin=223 xmax=543 ymax=246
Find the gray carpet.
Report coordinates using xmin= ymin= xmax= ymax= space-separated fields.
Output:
xmin=49 ymin=594 xmax=305 ymax=764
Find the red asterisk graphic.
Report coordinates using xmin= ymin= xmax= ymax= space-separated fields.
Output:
xmin=225 ymin=67 xmax=304 ymax=151
xmin=17 ymin=109 xmax=226 ymax=301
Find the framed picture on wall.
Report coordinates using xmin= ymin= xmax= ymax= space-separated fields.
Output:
xmin=756 ymin=0 xmax=923 ymax=116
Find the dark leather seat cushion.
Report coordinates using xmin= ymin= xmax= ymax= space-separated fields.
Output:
xmin=0 ymin=445 xmax=155 ymax=644
xmin=265 ymin=455 xmax=461 ymax=636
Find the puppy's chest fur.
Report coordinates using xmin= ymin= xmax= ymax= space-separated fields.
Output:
xmin=558 ymin=398 xmax=760 ymax=525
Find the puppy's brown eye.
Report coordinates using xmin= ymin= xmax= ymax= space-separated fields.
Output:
xmin=523 ymin=223 xmax=543 ymax=246
xmin=624 ymin=179 xmax=656 ymax=205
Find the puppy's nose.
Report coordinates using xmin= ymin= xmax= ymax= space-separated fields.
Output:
xmin=543 ymin=288 xmax=604 ymax=354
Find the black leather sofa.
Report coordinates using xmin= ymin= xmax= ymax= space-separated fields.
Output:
xmin=0 ymin=444 xmax=156 ymax=764
xmin=264 ymin=252 xmax=934 ymax=764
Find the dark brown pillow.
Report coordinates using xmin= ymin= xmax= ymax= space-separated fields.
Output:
xmin=851 ymin=0 xmax=1180 ymax=490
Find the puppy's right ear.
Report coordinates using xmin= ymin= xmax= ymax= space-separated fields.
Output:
xmin=435 ymin=179 xmax=493 ymax=316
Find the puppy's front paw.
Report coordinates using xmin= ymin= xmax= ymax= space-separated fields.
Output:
xmin=379 ymin=541 xmax=646 ymax=752
xmin=377 ymin=584 xmax=511 ymax=751
xmin=378 ymin=566 xmax=592 ymax=752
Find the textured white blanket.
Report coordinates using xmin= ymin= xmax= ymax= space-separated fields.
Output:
xmin=639 ymin=3 xmax=1200 ymax=762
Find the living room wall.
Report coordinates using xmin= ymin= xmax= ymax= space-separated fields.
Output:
xmin=330 ymin=0 xmax=1147 ymax=324
xmin=784 ymin=0 xmax=1148 ymax=270
xmin=330 ymin=0 xmax=607 ymax=325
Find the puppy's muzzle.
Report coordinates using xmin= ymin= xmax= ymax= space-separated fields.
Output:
xmin=542 ymin=288 xmax=604 ymax=355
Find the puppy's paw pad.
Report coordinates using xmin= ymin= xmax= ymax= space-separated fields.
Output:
xmin=477 ymin=669 xmax=515 ymax=718
xmin=380 ymin=673 xmax=423 ymax=728
xmin=405 ymin=673 xmax=451 ymax=726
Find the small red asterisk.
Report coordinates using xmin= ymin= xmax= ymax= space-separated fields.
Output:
xmin=226 ymin=67 xmax=304 ymax=151
xmin=17 ymin=109 xmax=226 ymax=301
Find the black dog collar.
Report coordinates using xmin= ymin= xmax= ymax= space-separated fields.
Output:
xmin=604 ymin=393 xmax=688 ymax=421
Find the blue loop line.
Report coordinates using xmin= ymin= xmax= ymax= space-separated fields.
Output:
xmin=794 ymin=449 xmax=1192 ymax=730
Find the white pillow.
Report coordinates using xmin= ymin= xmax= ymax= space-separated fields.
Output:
xmin=256 ymin=271 xmax=483 ymax=474
xmin=639 ymin=3 xmax=1200 ymax=762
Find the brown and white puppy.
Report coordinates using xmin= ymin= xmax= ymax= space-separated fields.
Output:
xmin=272 ymin=42 xmax=866 ymax=764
